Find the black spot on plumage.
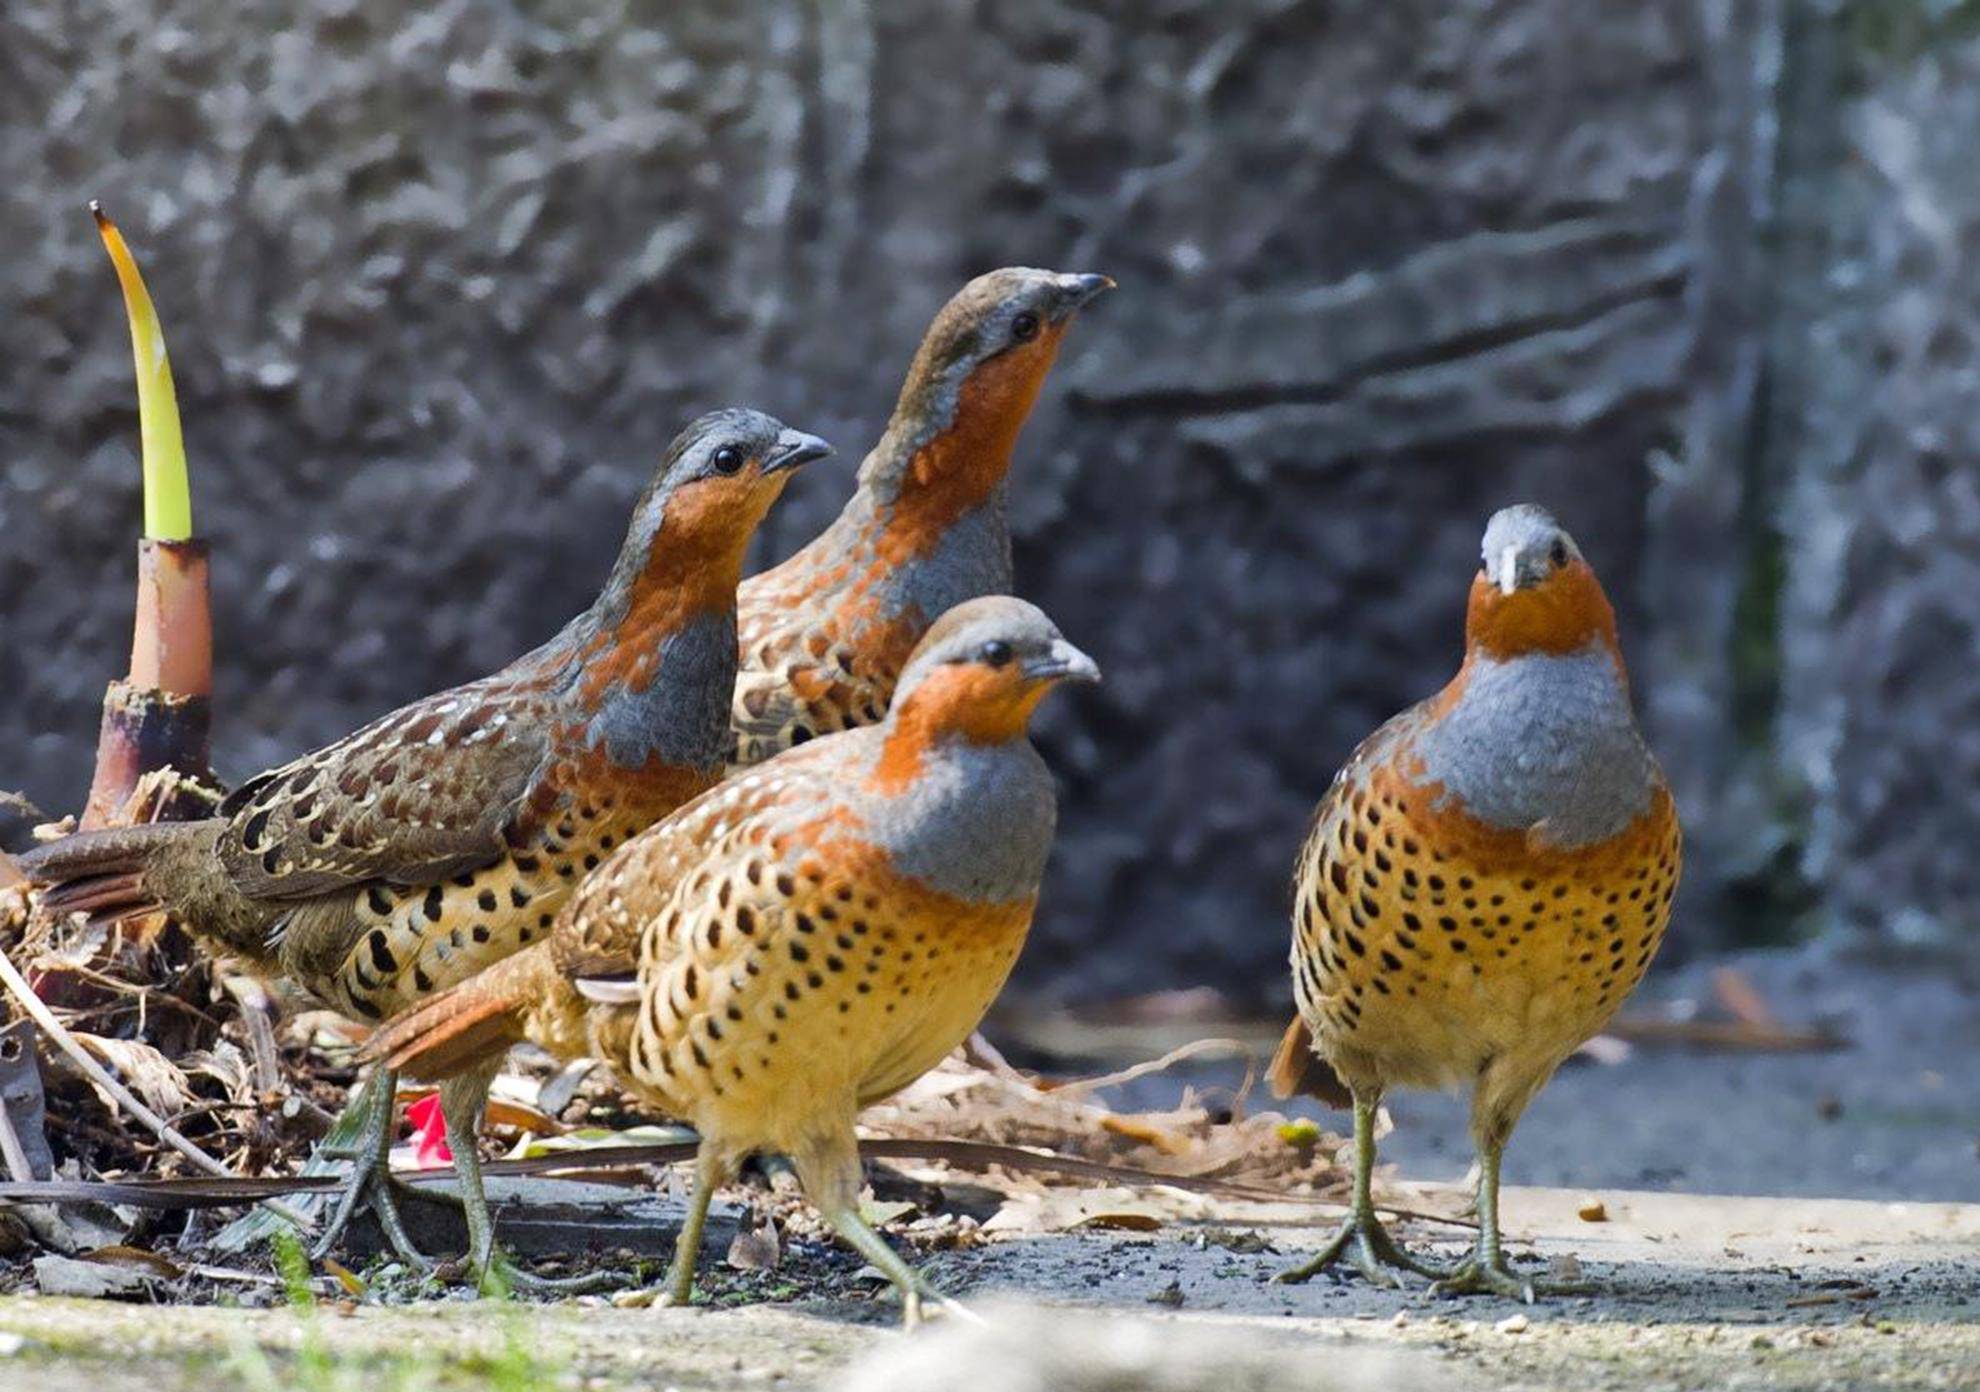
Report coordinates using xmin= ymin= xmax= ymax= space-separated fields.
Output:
xmin=794 ymin=913 xmax=816 ymax=935
xmin=261 ymin=847 xmax=282 ymax=874
xmin=1379 ymin=950 xmax=1403 ymax=972
xmin=413 ymin=966 xmax=434 ymax=992
xmin=424 ymin=886 xmax=444 ymax=921
xmin=736 ymin=906 xmax=757 ymax=936
xmin=478 ymin=889 xmax=498 ymax=913
xmin=472 ymin=924 xmax=490 ymax=944
xmin=242 ymin=809 xmax=271 ymax=850
xmin=367 ymin=887 xmax=394 ymax=916
xmin=789 ymin=942 xmax=810 ymax=964
xmin=350 ymin=996 xmax=383 ymax=1021
xmin=367 ymin=931 xmax=397 ymax=976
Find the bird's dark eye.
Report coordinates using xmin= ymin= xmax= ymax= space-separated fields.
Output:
xmin=712 ymin=446 xmax=745 ymax=475
xmin=1549 ymin=539 xmax=1569 ymax=567
xmin=1010 ymin=312 xmax=1041 ymax=344
xmin=979 ymin=640 xmax=1014 ymax=667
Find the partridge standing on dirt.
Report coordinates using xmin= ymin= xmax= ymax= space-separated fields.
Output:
xmin=1268 ymin=505 xmax=1681 ymax=1301
xmin=366 ymin=597 xmax=1098 ymax=1320
xmin=729 ymin=267 xmax=1110 ymax=769
xmin=20 ymin=409 xmax=829 ymax=1267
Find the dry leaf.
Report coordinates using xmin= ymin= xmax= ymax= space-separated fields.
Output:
xmin=322 ymin=1257 xmax=367 ymax=1297
xmin=71 ymin=1034 xmax=193 ymax=1118
xmin=1072 ymin=1212 xmax=1164 ymax=1232
xmin=1099 ymin=1115 xmax=1188 ymax=1155
xmin=726 ymin=1220 xmax=781 ymax=1272
xmin=80 ymin=1245 xmax=182 ymax=1278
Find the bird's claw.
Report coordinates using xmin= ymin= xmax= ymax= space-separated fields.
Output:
xmin=895 ymin=1276 xmax=981 ymax=1332
xmin=464 ymin=1253 xmax=626 ymax=1298
xmin=1273 ymin=1208 xmax=1445 ymax=1288
xmin=1428 ymin=1254 xmax=1569 ymax=1304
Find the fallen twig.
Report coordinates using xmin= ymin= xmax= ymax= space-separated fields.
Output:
xmin=1602 ymin=1018 xmax=1846 ymax=1052
xmin=1042 ymin=1037 xmax=1256 ymax=1100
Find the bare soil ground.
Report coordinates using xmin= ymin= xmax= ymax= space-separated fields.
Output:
xmin=1 ymin=1185 xmax=1975 ymax=1391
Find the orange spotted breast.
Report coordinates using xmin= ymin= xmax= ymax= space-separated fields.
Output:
xmin=1290 ymin=512 xmax=1681 ymax=1098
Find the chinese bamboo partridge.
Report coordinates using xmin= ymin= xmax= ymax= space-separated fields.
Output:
xmin=1268 ymin=505 xmax=1680 ymax=1301
xmin=367 ymin=597 xmax=1098 ymax=1320
xmin=729 ymin=267 xmax=1110 ymax=769
xmin=20 ymin=409 xmax=829 ymax=1266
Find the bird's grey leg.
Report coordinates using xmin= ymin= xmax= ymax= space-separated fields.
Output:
xmin=1274 ymin=1089 xmax=1447 ymax=1287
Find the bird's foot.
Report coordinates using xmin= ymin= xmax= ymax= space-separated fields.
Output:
xmin=895 ymin=1271 xmax=981 ymax=1332
xmin=1272 ymin=1210 xmax=1445 ymax=1289
xmin=437 ymin=1251 xmax=628 ymax=1299
xmin=1428 ymin=1252 xmax=1574 ymax=1304
xmin=310 ymin=1160 xmax=435 ymax=1272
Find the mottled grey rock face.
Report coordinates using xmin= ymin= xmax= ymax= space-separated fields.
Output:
xmin=1 ymin=3 xmax=1950 ymax=1000
xmin=1769 ymin=10 xmax=1980 ymax=948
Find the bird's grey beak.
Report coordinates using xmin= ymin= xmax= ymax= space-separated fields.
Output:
xmin=1051 ymin=272 xmax=1116 ymax=319
xmin=1024 ymin=638 xmax=1102 ymax=685
xmin=1496 ymin=545 xmax=1520 ymax=595
xmin=765 ymin=429 xmax=833 ymax=474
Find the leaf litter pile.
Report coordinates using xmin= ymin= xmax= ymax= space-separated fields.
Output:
xmin=0 ymin=843 xmax=1357 ymax=1303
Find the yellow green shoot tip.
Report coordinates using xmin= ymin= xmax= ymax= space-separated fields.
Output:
xmin=93 ymin=201 xmax=192 ymax=541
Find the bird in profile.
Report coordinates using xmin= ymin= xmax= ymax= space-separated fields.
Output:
xmin=729 ymin=267 xmax=1110 ymax=769
xmin=366 ymin=597 xmax=1098 ymax=1320
xmin=1269 ymin=505 xmax=1680 ymax=1301
xmin=20 ymin=409 xmax=829 ymax=1271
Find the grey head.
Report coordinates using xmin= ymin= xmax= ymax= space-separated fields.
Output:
xmin=1411 ymin=505 xmax=1657 ymax=848
xmin=1478 ymin=504 xmax=1583 ymax=595
xmin=870 ymin=596 xmax=1099 ymax=902
xmin=868 ymin=268 xmax=1114 ymax=476
xmin=594 ymin=407 xmax=832 ymax=621
xmin=581 ymin=409 xmax=830 ymax=769
xmin=892 ymin=595 xmax=1102 ymax=704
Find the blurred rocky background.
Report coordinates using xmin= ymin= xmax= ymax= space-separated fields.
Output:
xmin=2 ymin=0 xmax=1975 ymax=1005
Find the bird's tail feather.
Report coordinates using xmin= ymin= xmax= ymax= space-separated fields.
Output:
xmin=360 ymin=944 xmax=557 ymax=1082
xmin=1267 ymin=1016 xmax=1353 ymax=1109
xmin=16 ymin=822 xmax=206 ymax=927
